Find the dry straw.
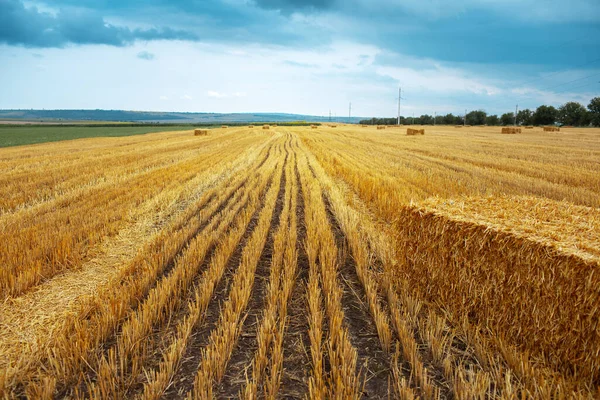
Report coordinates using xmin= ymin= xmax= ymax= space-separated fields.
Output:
xmin=194 ymin=129 xmax=208 ymax=136
xmin=525 ymin=126 xmax=534 ymax=129
xmin=544 ymin=127 xmax=560 ymax=132
xmin=263 ymin=125 xmax=270 ymax=130
xmin=394 ymin=195 xmax=600 ymax=389
xmin=407 ymin=128 xmax=425 ymax=135
xmin=248 ymin=125 xmax=254 ymax=128
xmin=221 ymin=125 xmax=228 ymax=129
xmin=377 ymin=126 xmax=386 ymax=130
xmin=501 ymin=127 xmax=521 ymax=134
xmin=311 ymin=125 xmax=318 ymax=129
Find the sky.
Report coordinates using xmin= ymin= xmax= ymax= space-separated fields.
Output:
xmin=1 ymin=0 xmax=599 ymax=117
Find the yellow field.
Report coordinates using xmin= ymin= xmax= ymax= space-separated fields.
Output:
xmin=0 ymin=125 xmax=598 ymax=398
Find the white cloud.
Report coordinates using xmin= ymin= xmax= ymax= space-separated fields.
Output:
xmin=207 ymin=91 xmax=228 ymax=98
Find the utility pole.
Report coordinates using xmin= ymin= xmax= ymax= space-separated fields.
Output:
xmin=464 ymin=109 xmax=467 ymax=126
xmin=515 ymin=104 xmax=518 ymax=126
xmin=349 ymin=102 xmax=352 ymax=123
xmin=397 ymin=87 xmax=401 ymax=125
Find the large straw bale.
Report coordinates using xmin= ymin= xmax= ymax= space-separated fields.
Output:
xmin=377 ymin=125 xmax=386 ymax=130
xmin=194 ymin=129 xmax=208 ymax=136
xmin=248 ymin=125 xmax=254 ymax=128
xmin=391 ymin=195 xmax=600 ymax=385
xmin=544 ymin=126 xmax=561 ymax=132
xmin=263 ymin=125 xmax=270 ymax=130
xmin=406 ymin=128 xmax=425 ymax=135
xmin=501 ymin=127 xmax=521 ymax=134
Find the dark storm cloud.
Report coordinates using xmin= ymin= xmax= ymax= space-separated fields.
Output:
xmin=1 ymin=0 xmax=599 ymax=70
xmin=0 ymin=0 xmax=197 ymax=48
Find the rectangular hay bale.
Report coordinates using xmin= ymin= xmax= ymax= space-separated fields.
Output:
xmin=407 ymin=128 xmax=425 ymax=135
xmin=194 ymin=129 xmax=208 ymax=136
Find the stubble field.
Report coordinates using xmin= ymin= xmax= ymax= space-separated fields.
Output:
xmin=0 ymin=124 xmax=599 ymax=399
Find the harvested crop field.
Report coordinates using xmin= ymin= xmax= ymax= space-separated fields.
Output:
xmin=0 ymin=125 xmax=599 ymax=399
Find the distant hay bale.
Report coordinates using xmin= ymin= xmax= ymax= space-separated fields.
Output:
xmin=311 ymin=125 xmax=318 ymax=129
xmin=248 ymin=125 xmax=254 ymax=128
xmin=407 ymin=128 xmax=425 ymax=135
xmin=525 ymin=126 xmax=534 ymax=129
xmin=221 ymin=125 xmax=228 ymax=129
xmin=455 ymin=125 xmax=463 ymax=128
xmin=377 ymin=125 xmax=386 ymax=130
xmin=263 ymin=125 xmax=270 ymax=130
xmin=361 ymin=124 xmax=368 ymax=127
xmin=272 ymin=124 xmax=278 ymax=127
xmin=563 ymin=126 xmax=573 ymax=128
xmin=194 ymin=129 xmax=208 ymax=136
xmin=543 ymin=126 xmax=560 ymax=132
xmin=330 ymin=125 xmax=337 ymax=128
xmin=501 ymin=127 xmax=521 ymax=134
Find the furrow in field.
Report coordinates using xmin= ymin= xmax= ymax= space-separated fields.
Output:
xmin=278 ymin=147 xmax=311 ymax=399
xmin=297 ymin=145 xmax=362 ymax=399
xmin=0 ymin=130 xmax=247 ymax=214
xmin=237 ymin=134 xmax=298 ymax=399
xmin=0 ymin=138 xmax=275 ymax=398
xmin=0 ymin=136 xmax=266 ymax=300
xmin=182 ymin=142 xmax=285 ymax=399
xmin=73 ymin=147 xmax=279 ymax=399
xmin=217 ymin=139 xmax=289 ymax=398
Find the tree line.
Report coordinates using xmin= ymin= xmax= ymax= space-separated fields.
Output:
xmin=360 ymin=97 xmax=600 ymax=127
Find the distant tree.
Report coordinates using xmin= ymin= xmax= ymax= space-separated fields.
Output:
xmin=466 ymin=110 xmax=486 ymax=125
xmin=516 ymin=109 xmax=533 ymax=126
xmin=486 ymin=115 xmax=500 ymax=125
xmin=587 ymin=97 xmax=600 ymax=127
xmin=420 ymin=114 xmax=434 ymax=125
xmin=558 ymin=102 xmax=588 ymax=126
xmin=442 ymin=113 xmax=456 ymax=125
xmin=533 ymin=105 xmax=557 ymax=125
xmin=434 ymin=115 xmax=444 ymax=125
xmin=500 ymin=112 xmax=515 ymax=126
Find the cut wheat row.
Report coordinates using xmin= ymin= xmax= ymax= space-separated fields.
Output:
xmin=303 ymin=133 xmax=575 ymax=397
xmin=242 ymin=139 xmax=299 ymax=398
xmin=298 ymin=130 xmax=585 ymax=395
xmin=298 ymin=140 xmax=424 ymax=398
xmin=0 ymin=138 xmax=273 ymax=390
xmin=302 ymin=140 xmax=503 ymax=398
xmin=79 ymin=145 xmax=282 ymax=398
xmin=0 ymin=131 xmax=239 ymax=214
xmin=297 ymin=145 xmax=361 ymax=399
xmin=185 ymin=141 xmax=286 ymax=399
xmin=2 ymin=139 xmax=277 ymax=398
xmin=137 ymin=143 xmax=286 ymax=399
xmin=0 ymin=134 xmax=266 ymax=300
